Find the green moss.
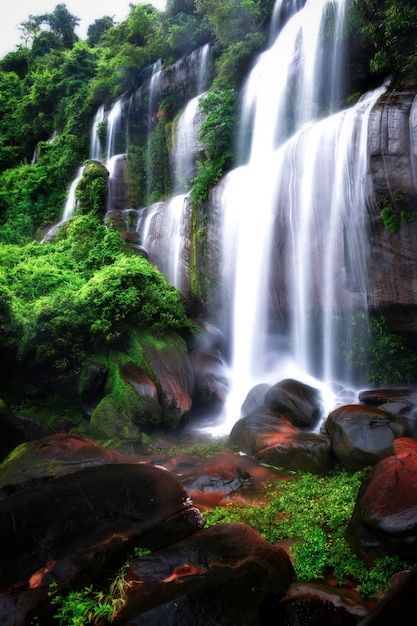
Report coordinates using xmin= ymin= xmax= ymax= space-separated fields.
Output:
xmin=379 ymin=191 xmax=417 ymax=234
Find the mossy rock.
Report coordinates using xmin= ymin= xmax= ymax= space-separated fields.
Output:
xmin=88 ymin=395 xmax=141 ymax=442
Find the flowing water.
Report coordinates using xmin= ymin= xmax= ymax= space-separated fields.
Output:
xmin=57 ymin=0 xmax=386 ymax=435
xmin=211 ymin=0 xmax=386 ymax=433
xmin=90 ymin=105 xmax=105 ymax=161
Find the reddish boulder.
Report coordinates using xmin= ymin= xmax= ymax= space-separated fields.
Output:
xmin=0 ymin=432 xmax=143 ymax=490
xmin=113 ymin=523 xmax=294 ymax=625
xmin=346 ymin=451 xmax=417 ymax=563
xmin=0 ymin=463 xmax=204 ymax=592
xmin=230 ymin=411 xmax=332 ymax=473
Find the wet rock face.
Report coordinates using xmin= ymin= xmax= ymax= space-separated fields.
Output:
xmin=325 ymin=404 xmax=409 ymax=471
xmin=366 ymin=91 xmax=417 ymax=328
xmin=0 ymin=462 xmax=204 ymax=592
xmin=346 ymin=450 xmax=417 ymax=564
xmin=264 ymin=378 xmax=324 ymax=429
xmin=114 ymin=523 xmax=294 ymax=625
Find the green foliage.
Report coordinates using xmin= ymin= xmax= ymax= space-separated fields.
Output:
xmin=379 ymin=191 xmax=417 ymax=234
xmin=0 ymin=215 xmax=191 ymax=396
xmin=28 ymin=4 xmax=80 ymax=50
xmin=48 ymin=569 xmax=126 ymax=625
xmin=353 ymin=0 xmax=417 ymax=86
xmin=195 ymin=0 xmax=263 ymax=47
xmin=204 ymin=468 xmax=410 ymax=597
xmin=75 ymin=160 xmax=109 ymax=218
xmin=342 ymin=311 xmax=417 ymax=386
xmin=87 ymin=17 xmax=115 ymax=47
xmin=191 ymin=86 xmax=237 ymax=201
xmin=147 ymin=117 xmax=171 ymax=202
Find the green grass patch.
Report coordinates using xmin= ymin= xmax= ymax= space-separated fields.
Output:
xmin=204 ymin=468 xmax=411 ymax=597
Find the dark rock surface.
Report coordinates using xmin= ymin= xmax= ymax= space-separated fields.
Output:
xmin=114 ymin=522 xmax=294 ymax=625
xmin=264 ymin=378 xmax=324 ymax=429
xmin=230 ymin=410 xmax=332 ymax=473
xmin=0 ymin=463 xmax=204 ymax=592
xmin=325 ymin=404 xmax=409 ymax=471
xmin=0 ymin=432 xmax=142 ymax=490
xmin=346 ymin=448 xmax=417 ymax=563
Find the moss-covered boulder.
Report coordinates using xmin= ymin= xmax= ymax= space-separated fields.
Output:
xmin=74 ymin=159 xmax=109 ymax=218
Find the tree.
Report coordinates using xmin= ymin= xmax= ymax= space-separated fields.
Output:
xmin=21 ymin=3 xmax=79 ymax=52
xmin=39 ymin=4 xmax=79 ymax=49
xmin=87 ymin=17 xmax=115 ymax=47
xmin=353 ymin=0 xmax=417 ymax=86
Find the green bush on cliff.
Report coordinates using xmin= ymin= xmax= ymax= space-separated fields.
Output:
xmin=0 ymin=215 xmax=192 ymax=390
xmin=343 ymin=311 xmax=417 ymax=385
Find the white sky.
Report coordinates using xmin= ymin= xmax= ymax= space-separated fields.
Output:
xmin=0 ymin=0 xmax=167 ymax=58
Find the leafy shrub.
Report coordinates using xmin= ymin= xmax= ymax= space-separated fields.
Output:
xmin=343 ymin=311 xmax=417 ymax=386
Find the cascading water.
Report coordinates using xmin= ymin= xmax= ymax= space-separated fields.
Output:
xmin=62 ymin=166 xmax=83 ymax=221
xmin=173 ymin=95 xmax=204 ymax=193
xmin=90 ymin=105 xmax=105 ymax=161
xmin=105 ymin=97 xmax=125 ymax=164
xmin=138 ymin=49 xmax=209 ymax=291
xmin=146 ymin=60 xmax=162 ymax=201
xmin=214 ymin=0 xmax=386 ymax=433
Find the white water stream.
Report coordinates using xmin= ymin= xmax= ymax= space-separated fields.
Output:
xmin=210 ymin=0 xmax=386 ymax=434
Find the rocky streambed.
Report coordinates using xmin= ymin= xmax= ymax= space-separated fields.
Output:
xmin=2 ymin=379 xmax=417 ymax=624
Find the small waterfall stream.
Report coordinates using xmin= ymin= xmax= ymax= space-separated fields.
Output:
xmin=138 ymin=47 xmax=209 ymax=291
xmin=90 ymin=105 xmax=105 ymax=161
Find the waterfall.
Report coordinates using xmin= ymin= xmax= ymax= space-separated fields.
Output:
xmin=214 ymin=0 xmax=385 ymax=433
xmin=106 ymin=97 xmax=125 ymax=164
xmin=197 ymin=44 xmax=210 ymax=95
xmin=90 ymin=105 xmax=105 ymax=161
xmin=62 ymin=166 xmax=83 ymax=221
xmin=146 ymin=60 xmax=162 ymax=201
xmin=286 ymin=86 xmax=386 ymax=384
xmin=137 ymin=51 xmax=208 ymax=291
xmin=173 ymin=95 xmax=204 ymax=192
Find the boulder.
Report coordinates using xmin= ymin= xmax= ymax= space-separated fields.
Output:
xmin=280 ymin=582 xmax=370 ymax=623
xmin=230 ymin=410 xmax=332 ymax=474
xmin=113 ymin=523 xmax=294 ymax=625
xmin=346 ymin=451 xmax=417 ymax=563
xmin=142 ymin=334 xmax=194 ymax=427
xmin=325 ymin=404 xmax=409 ymax=471
xmin=241 ymin=383 xmax=271 ymax=416
xmin=0 ymin=463 xmax=204 ymax=593
xmin=0 ymin=432 xmax=143 ymax=491
xmin=188 ymin=345 xmax=229 ymax=412
xmin=120 ymin=361 xmax=163 ymax=424
xmin=264 ymin=378 xmax=323 ymax=429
